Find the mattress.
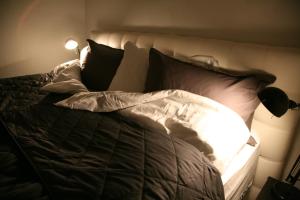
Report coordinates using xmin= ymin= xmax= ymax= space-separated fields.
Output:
xmin=222 ymin=140 xmax=260 ymax=200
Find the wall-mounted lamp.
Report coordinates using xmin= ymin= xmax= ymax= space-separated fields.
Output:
xmin=65 ymin=38 xmax=80 ymax=57
xmin=258 ymin=86 xmax=300 ymax=199
xmin=258 ymin=87 xmax=299 ymax=117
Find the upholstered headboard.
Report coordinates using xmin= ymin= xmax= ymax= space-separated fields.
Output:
xmin=89 ymin=31 xmax=300 ymax=199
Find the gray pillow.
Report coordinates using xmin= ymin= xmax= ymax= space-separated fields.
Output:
xmin=145 ymin=48 xmax=276 ymax=128
xmin=81 ymin=39 xmax=124 ymax=91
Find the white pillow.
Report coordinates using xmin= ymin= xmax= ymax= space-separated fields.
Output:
xmin=41 ymin=60 xmax=88 ymax=94
xmin=79 ymin=46 xmax=89 ymax=67
xmin=52 ymin=59 xmax=80 ymax=77
xmin=108 ymin=41 xmax=149 ymax=92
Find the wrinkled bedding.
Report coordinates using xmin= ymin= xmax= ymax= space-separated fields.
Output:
xmin=55 ymin=90 xmax=251 ymax=174
xmin=0 ymin=74 xmax=225 ymax=200
xmin=0 ymin=74 xmax=51 ymax=200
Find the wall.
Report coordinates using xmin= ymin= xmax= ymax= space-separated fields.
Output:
xmin=86 ymin=0 xmax=300 ymax=48
xmin=1 ymin=0 xmax=299 ymax=77
xmin=0 ymin=0 xmax=86 ymax=78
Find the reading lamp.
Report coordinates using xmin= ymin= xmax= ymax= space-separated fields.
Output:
xmin=258 ymin=87 xmax=300 ymax=199
xmin=258 ymin=87 xmax=299 ymax=117
xmin=65 ymin=38 xmax=80 ymax=56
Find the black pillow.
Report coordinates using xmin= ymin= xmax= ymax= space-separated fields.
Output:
xmin=81 ymin=39 xmax=124 ymax=91
xmin=145 ymin=48 xmax=276 ymax=128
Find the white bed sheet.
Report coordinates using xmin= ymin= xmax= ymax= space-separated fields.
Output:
xmin=222 ymin=141 xmax=260 ymax=200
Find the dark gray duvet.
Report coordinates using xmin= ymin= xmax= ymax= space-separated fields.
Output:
xmin=0 ymin=74 xmax=224 ymax=200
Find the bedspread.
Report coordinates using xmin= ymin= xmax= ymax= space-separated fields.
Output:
xmin=0 ymin=75 xmax=225 ymax=200
xmin=56 ymin=90 xmax=251 ymax=174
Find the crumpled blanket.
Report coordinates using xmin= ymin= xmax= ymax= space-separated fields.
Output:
xmin=55 ymin=90 xmax=251 ymax=174
xmin=0 ymin=74 xmax=225 ymax=200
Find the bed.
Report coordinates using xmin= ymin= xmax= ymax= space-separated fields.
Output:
xmin=1 ymin=30 xmax=299 ymax=200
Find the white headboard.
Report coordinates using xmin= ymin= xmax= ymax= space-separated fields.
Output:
xmin=89 ymin=30 xmax=300 ymax=199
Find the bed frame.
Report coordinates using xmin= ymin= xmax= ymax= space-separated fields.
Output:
xmin=88 ymin=30 xmax=300 ymax=199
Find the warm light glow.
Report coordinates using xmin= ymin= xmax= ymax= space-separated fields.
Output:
xmin=65 ymin=39 xmax=78 ymax=50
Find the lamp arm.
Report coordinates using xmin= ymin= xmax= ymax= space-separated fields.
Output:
xmin=289 ymin=100 xmax=300 ymax=110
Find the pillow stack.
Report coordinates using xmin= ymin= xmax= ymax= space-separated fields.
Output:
xmin=80 ymin=39 xmax=151 ymax=92
xmin=79 ymin=39 xmax=275 ymax=127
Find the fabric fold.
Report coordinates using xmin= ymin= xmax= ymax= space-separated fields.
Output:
xmin=55 ymin=89 xmax=251 ymax=174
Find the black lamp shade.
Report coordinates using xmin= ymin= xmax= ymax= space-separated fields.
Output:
xmin=258 ymin=87 xmax=289 ymax=117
